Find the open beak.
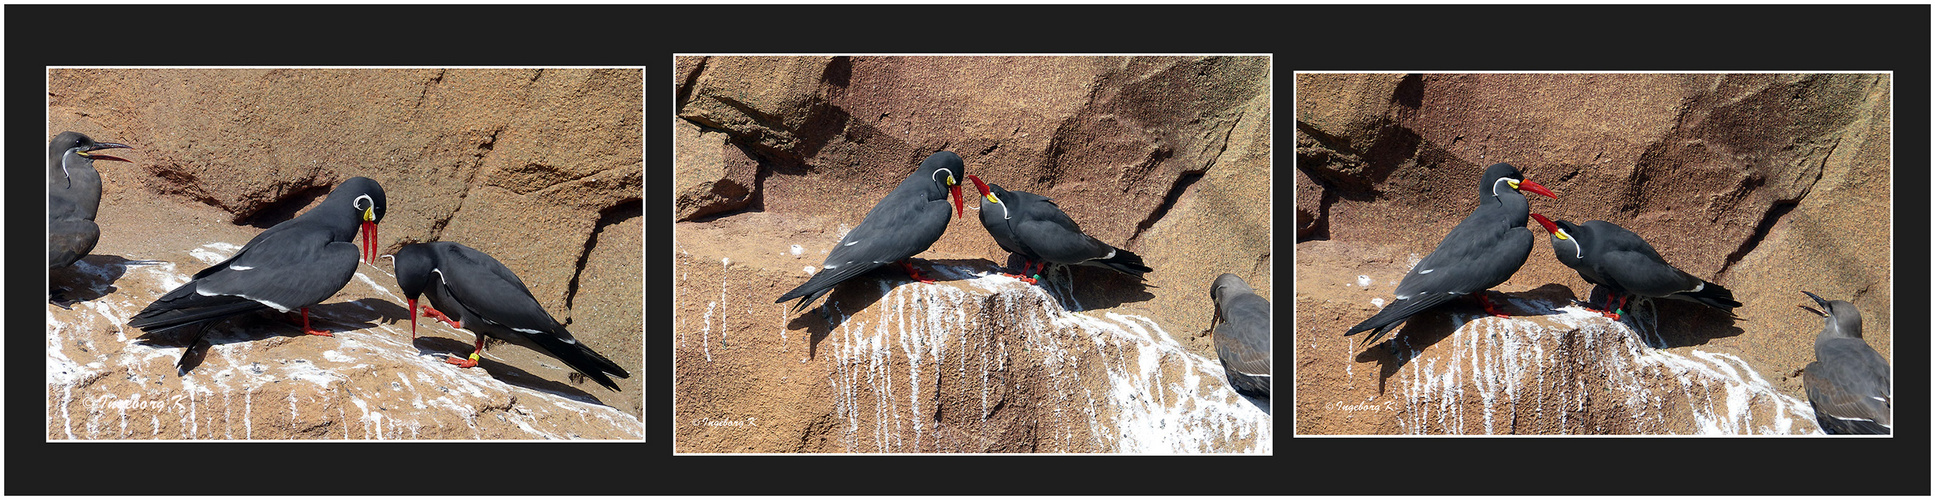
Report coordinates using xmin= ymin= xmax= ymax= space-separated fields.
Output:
xmin=1530 ymin=213 xmax=1559 ymax=234
xmin=1516 ymin=178 xmax=1558 ymax=199
xmin=406 ymin=298 xmax=418 ymax=340
xmin=1799 ymin=290 xmax=1830 ymax=317
xmin=79 ymin=142 xmax=134 ymax=163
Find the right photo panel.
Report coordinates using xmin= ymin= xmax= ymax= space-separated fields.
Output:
xmin=1295 ymin=73 xmax=1893 ymax=435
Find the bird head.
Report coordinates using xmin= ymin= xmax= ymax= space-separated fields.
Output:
xmin=1530 ymin=213 xmax=1585 ymax=261
xmin=332 ymin=177 xmax=387 ymax=264
xmin=1209 ymin=273 xmax=1253 ymax=328
xmin=1800 ymin=290 xmax=1864 ymax=339
xmin=967 ymin=174 xmax=1009 ymax=219
xmin=391 ymin=244 xmax=433 ymax=340
xmin=51 ymin=131 xmax=134 ymax=163
xmin=922 ymin=151 xmax=966 ymax=218
xmin=1485 ymin=163 xmax=1559 ymax=200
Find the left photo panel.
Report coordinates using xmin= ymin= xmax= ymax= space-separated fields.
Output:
xmin=45 ymin=67 xmax=645 ymax=440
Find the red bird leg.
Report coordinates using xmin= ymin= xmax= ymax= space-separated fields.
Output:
xmin=446 ymin=335 xmax=485 ymax=368
xmin=1478 ymin=293 xmax=1510 ymax=318
xmin=421 ymin=304 xmax=461 ymax=329
xmin=298 ymin=307 xmax=333 ymax=337
xmin=1578 ymin=296 xmax=1615 ymax=319
xmin=900 ymin=260 xmax=935 ymax=284
xmin=1609 ymin=294 xmax=1629 ymax=321
xmin=1001 ymin=258 xmax=1037 ymax=284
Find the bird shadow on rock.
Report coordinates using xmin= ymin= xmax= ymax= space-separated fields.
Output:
xmin=985 ymin=255 xmax=1156 ymax=312
xmin=1239 ymin=392 xmax=1271 ymax=415
xmin=409 ymin=335 xmax=614 ymax=408
xmin=1601 ymin=293 xmax=1746 ymax=350
xmin=134 ymin=309 xmax=357 ymax=375
xmin=47 ymin=254 xmax=150 ymax=307
xmin=785 ymin=259 xmax=980 ymax=359
xmin=308 ymin=299 xmax=392 ymax=335
xmin=1354 ymin=284 xmax=1574 ymax=395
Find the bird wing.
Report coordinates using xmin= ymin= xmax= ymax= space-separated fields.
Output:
xmin=433 ymin=245 xmax=570 ymax=339
xmin=1351 ymin=210 xmax=1532 ymax=339
xmin=777 ymin=185 xmax=951 ymax=303
xmin=190 ymin=224 xmax=361 ymax=312
xmin=1213 ymin=293 xmax=1272 ymax=393
xmin=1391 ymin=216 xmax=1533 ymax=300
xmin=1592 ymin=248 xmax=1704 ymax=299
xmin=1010 ymin=196 xmax=1117 ymax=265
xmin=1804 ymin=341 xmax=1893 ymax=431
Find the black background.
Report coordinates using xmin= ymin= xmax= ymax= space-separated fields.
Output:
xmin=8 ymin=3 xmax=1929 ymax=496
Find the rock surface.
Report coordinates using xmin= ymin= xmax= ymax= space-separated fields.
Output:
xmin=1295 ymin=73 xmax=1892 ymax=434
xmin=673 ymin=56 xmax=1272 ymax=452
xmin=46 ymin=68 xmax=644 ymax=439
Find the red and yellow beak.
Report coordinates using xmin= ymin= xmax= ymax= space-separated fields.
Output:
xmin=1513 ymin=178 xmax=1558 ymax=199
xmin=359 ymin=206 xmax=379 ymax=264
xmin=948 ymin=175 xmax=963 ymax=218
xmin=967 ymin=174 xmax=995 ymax=200
xmin=1530 ymin=213 xmax=1568 ymax=240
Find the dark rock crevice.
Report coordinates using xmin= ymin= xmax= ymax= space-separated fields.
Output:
xmin=675 ymin=56 xmax=708 ymax=108
xmin=563 ymin=198 xmax=641 ymax=316
xmin=413 ymin=69 xmax=446 ymax=111
xmin=235 ymin=182 xmax=332 ymax=229
xmin=434 ymin=126 xmax=504 ymax=241
xmin=1126 ymin=170 xmax=1201 ymax=247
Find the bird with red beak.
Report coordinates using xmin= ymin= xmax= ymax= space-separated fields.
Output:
xmin=777 ymin=151 xmax=966 ymax=314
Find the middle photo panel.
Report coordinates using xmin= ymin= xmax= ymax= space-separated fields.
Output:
xmin=671 ymin=55 xmax=1274 ymax=454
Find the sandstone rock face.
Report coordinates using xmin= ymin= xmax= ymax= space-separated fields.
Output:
xmin=1295 ymin=73 xmax=1891 ymax=434
xmin=674 ymin=56 xmax=1272 ymax=452
xmin=46 ymin=68 xmax=644 ymax=438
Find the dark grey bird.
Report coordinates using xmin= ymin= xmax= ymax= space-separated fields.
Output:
xmin=128 ymin=177 xmax=386 ymax=369
xmin=1345 ymin=163 xmax=1558 ymax=345
xmin=965 ymin=174 xmax=1150 ymax=283
xmin=1798 ymin=291 xmax=1890 ymax=434
xmin=777 ymin=151 xmax=967 ymax=313
xmin=1210 ymin=273 xmax=1270 ymax=398
xmin=48 ymin=132 xmax=133 ymax=299
xmin=1529 ymin=214 xmax=1740 ymax=320
xmin=393 ymin=242 xmax=631 ymax=391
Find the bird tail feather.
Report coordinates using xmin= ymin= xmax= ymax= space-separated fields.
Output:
xmin=528 ymin=330 xmax=630 ymax=391
xmin=1088 ymin=247 xmax=1152 ymax=277
xmin=128 ymin=294 xmax=268 ymax=333
xmin=1345 ymin=294 xmax=1455 ymax=345
xmin=1675 ymin=280 xmax=1741 ymax=310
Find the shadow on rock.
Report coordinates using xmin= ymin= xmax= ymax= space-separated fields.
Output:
xmin=782 ymin=259 xmax=977 ymax=356
xmin=1241 ymin=393 xmax=1271 ymax=415
xmin=986 ymin=255 xmax=1156 ymax=312
xmin=48 ymin=254 xmax=149 ymax=307
xmin=1354 ymin=306 xmax=1461 ymax=395
xmin=1353 ymin=285 xmax=1573 ymax=395
xmin=134 ymin=310 xmax=346 ymax=375
xmin=410 ymin=336 xmax=613 ymax=408
xmin=1614 ymin=296 xmax=1747 ymax=350
xmin=308 ymin=299 xmax=391 ymax=335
